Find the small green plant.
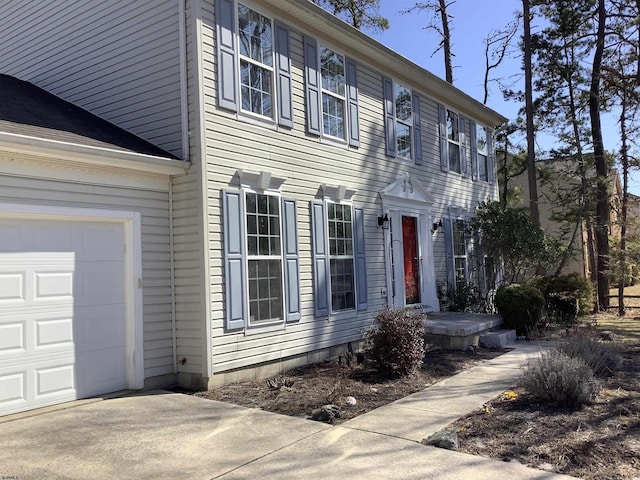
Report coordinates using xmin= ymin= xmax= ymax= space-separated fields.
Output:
xmin=520 ymin=350 xmax=599 ymax=407
xmin=557 ymin=333 xmax=622 ymax=377
xmin=494 ymin=284 xmax=545 ymax=336
xmin=364 ymin=307 xmax=425 ymax=378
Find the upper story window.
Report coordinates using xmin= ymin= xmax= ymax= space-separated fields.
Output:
xmin=438 ymin=104 xmax=468 ymax=176
xmin=383 ymin=77 xmax=423 ymax=164
xmin=394 ymin=83 xmax=413 ymax=159
xmin=215 ymin=0 xmax=293 ymax=128
xmin=447 ymin=110 xmax=461 ymax=174
xmin=320 ymin=47 xmax=346 ymax=140
xmin=469 ymin=120 xmax=495 ymax=183
xmin=238 ymin=4 xmax=273 ymax=118
xmin=304 ymin=38 xmax=360 ymax=146
xmin=476 ymin=124 xmax=488 ymax=182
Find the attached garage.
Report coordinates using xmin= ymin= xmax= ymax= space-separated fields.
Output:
xmin=0 ymin=210 xmax=144 ymax=416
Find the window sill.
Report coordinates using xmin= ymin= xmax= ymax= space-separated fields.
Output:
xmin=237 ymin=111 xmax=278 ymax=131
xmin=328 ymin=309 xmax=358 ymax=322
xmin=243 ymin=321 xmax=286 ymax=336
xmin=319 ymin=135 xmax=349 ymax=149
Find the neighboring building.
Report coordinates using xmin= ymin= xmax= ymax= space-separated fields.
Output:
xmin=0 ymin=0 xmax=505 ymax=416
xmin=506 ymin=158 xmax=623 ymax=280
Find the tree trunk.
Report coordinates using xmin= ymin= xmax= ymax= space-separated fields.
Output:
xmin=439 ymin=0 xmax=453 ymax=84
xmin=523 ymin=0 xmax=540 ymax=224
xmin=589 ymin=0 xmax=609 ymax=309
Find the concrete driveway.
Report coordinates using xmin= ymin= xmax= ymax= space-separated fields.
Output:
xmin=0 ymin=391 xmax=329 ymax=480
xmin=0 ymin=388 xmax=576 ymax=480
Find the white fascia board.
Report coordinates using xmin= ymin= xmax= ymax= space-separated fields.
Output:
xmin=0 ymin=131 xmax=190 ymax=176
xmin=284 ymin=0 xmax=507 ymax=127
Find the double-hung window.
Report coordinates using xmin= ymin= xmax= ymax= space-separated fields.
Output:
xmin=245 ymin=192 xmax=283 ymax=323
xmin=383 ymin=78 xmax=423 ymax=164
xmin=447 ymin=110 xmax=461 ymax=173
xmin=470 ymin=121 xmax=494 ymax=183
xmin=223 ymin=186 xmax=300 ymax=330
xmin=394 ymin=83 xmax=413 ymax=159
xmin=311 ymin=197 xmax=368 ymax=317
xmin=452 ymin=219 xmax=467 ymax=286
xmin=438 ymin=105 xmax=467 ymax=175
xmin=320 ymin=47 xmax=346 ymax=140
xmin=444 ymin=216 xmax=469 ymax=291
xmin=327 ymin=203 xmax=355 ymax=310
xmin=215 ymin=0 xmax=293 ymax=127
xmin=238 ymin=4 xmax=273 ymax=118
xmin=304 ymin=38 xmax=360 ymax=146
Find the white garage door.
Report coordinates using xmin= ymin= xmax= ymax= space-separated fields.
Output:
xmin=0 ymin=218 xmax=128 ymax=416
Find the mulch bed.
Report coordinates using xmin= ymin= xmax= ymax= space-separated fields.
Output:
xmin=447 ymin=338 xmax=640 ymax=480
xmin=189 ymin=347 xmax=507 ymax=425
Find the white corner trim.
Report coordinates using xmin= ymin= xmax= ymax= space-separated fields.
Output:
xmin=0 ymin=131 xmax=190 ymax=176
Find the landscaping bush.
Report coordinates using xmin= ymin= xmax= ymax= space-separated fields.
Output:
xmin=364 ymin=307 xmax=425 ymax=378
xmin=557 ymin=333 xmax=622 ymax=377
xmin=494 ymin=284 xmax=545 ymax=336
xmin=520 ymin=350 xmax=599 ymax=407
xmin=527 ymin=273 xmax=594 ymax=318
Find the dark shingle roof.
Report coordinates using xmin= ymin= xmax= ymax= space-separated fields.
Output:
xmin=0 ymin=74 xmax=178 ymax=159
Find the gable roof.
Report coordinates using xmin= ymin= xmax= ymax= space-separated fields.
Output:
xmin=0 ymin=74 xmax=178 ymax=160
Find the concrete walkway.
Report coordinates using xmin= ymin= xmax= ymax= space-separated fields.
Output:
xmin=0 ymin=342 xmax=576 ymax=480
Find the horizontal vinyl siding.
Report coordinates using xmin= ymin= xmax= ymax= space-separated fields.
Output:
xmin=0 ymin=170 xmax=174 ymax=381
xmin=0 ymin=0 xmax=183 ymax=158
xmin=202 ymin=0 xmax=498 ymax=374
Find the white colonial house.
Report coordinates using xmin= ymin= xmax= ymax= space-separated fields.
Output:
xmin=0 ymin=0 xmax=505 ymax=415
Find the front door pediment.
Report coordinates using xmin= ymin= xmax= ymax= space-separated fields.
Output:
xmin=379 ymin=173 xmax=434 ymax=206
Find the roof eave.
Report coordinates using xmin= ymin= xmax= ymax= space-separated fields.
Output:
xmin=0 ymin=131 xmax=190 ymax=176
xmin=279 ymin=0 xmax=507 ymax=127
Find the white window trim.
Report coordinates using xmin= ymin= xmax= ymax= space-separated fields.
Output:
xmin=476 ymin=123 xmax=490 ymax=182
xmin=242 ymin=188 xmax=286 ymax=328
xmin=236 ymin=2 xmax=276 ymax=122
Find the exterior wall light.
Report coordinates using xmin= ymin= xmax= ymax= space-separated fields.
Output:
xmin=377 ymin=213 xmax=390 ymax=230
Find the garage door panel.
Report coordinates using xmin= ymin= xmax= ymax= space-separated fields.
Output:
xmin=76 ymin=347 xmax=126 ymax=397
xmin=78 ymin=224 xmax=125 ymax=261
xmin=35 ymin=271 xmax=74 ymax=299
xmin=75 ymin=261 xmax=124 ymax=307
xmin=75 ymin=304 xmax=125 ymax=352
xmin=0 ymin=322 xmax=25 ymax=352
xmin=0 ymin=272 xmax=25 ymax=302
xmin=0 ymin=371 xmax=26 ymax=405
xmin=36 ymin=318 xmax=74 ymax=348
xmin=36 ymin=363 xmax=75 ymax=396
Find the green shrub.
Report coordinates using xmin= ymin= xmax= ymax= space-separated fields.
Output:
xmin=520 ymin=350 xmax=599 ymax=407
xmin=557 ymin=333 xmax=622 ymax=377
xmin=494 ymin=284 xmax=545 ymax=335
xmin=364 ymin=307 xmax=425 ymax=378
xmin=527 ymin=274 xmax=594 ymax=317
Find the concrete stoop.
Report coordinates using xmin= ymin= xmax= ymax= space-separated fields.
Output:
xmin=424 ymin=312 xmax=503 ymax=350
xmin=479 ymin=329 xmax=517 ymax=349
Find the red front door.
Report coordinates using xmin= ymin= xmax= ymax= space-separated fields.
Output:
xmin=402 ymin=216 xmax=421 ymax=305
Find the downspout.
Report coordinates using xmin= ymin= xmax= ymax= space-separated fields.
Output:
xmin=171 ymin=0 xmax=189 ymax=375
xmin=169 ymin=180 xmax=177 ymax=374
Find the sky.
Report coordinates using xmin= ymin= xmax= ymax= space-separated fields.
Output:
xmin=367 ymin=0 xmax=638 ymax=195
